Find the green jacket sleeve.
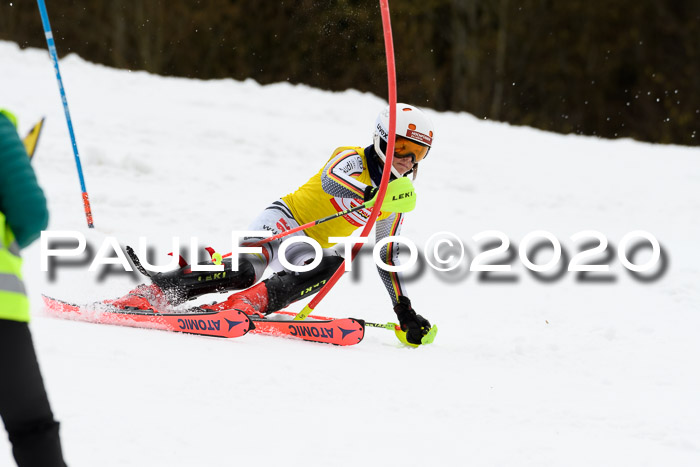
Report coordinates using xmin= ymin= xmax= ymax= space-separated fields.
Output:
xmin=0 ymin=112 xmax=49 ymax=249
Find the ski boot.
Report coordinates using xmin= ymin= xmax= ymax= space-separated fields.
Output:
xmin=147 ymin=256 xmax=258 ymax=305
xmin=216 ymin=255 xmax=344 ymax=317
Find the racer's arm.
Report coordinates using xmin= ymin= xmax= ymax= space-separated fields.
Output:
xmin=374 ymin=212 xmax=407 ymax=306
xmin=375 ymin=213 xmax=431 ymax=345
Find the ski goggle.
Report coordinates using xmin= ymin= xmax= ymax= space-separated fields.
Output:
xmin=394 ymin=135 xmax=429 ymax=163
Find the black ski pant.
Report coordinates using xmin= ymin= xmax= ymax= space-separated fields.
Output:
xmin=0 ymin=319 xmax=67 ymax=467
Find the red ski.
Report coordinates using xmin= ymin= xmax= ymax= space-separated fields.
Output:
xmin=249 ymin=315 xmax=365 ymax=346
xmin=42 ymin=295 xmax=253 ymax=339
xmin=42 ymin=295 xmax=365 ymax=345
xmin=197 ymin=293 xmax=365 ymax=346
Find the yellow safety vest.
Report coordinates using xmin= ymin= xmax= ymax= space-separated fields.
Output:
xmin=0 ymin=212 xmax=29 ymax=322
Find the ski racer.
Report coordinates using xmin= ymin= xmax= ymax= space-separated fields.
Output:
xmin=136 ymin=104 xmax=435 ymax=345
xmin=0 ymin=109 xmax=68 ymax=467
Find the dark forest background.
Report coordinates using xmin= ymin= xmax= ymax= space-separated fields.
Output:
xmin=1 ymin=0 xmax=698 ymax=146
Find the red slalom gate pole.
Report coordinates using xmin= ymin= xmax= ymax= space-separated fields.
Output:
xmin=293 ymin=0 xmax=397 ymax=321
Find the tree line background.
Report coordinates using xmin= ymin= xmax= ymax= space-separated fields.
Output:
xmin=1 ymin=0 xmax=698 ymax=146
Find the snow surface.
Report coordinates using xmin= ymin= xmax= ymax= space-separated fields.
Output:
xmin=2 ymin=40 xmax=700 ymax=466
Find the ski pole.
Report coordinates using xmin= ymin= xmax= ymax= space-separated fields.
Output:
xmin=36 ymin=0 xmax=95 ymax=228
xmin=364 ymin=321 xmax=400 ymax=330
xmin=221 ymin=177 xmax=415 ymax=257
xmin=219 ymin=203 xmax=368 ymax=260
xmin=250 ymin=201 xmax=368 ymax=247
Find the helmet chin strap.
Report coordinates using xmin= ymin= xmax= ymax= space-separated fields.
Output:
xmin=373 ymin=134 xmax=404 ymax=179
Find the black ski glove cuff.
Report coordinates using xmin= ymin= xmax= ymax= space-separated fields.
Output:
xmin=393 ymin=296 xmax=431 ymax=345
xmin=363 ymin=185 xmax=378 ymax=202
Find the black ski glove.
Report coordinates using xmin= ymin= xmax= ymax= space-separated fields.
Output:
xmin=393 ymin=296 xmax=431 ymax=345
xmin=363 ymin=185 xmax=377 ymax=202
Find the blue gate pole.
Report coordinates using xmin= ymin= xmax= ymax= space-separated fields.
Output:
xmin=37 ymin=0 xmax=95 ymax=228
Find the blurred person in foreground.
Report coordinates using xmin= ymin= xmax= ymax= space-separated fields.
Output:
xmin=0 ymin=108 xmax=67 ymax=467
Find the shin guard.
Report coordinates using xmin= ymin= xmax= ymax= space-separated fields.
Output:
xmin=263 ymin=255 xmax=344 ymax=313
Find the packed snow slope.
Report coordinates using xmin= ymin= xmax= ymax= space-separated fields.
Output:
xmin=2 ymin=41 xmax=700 ymax=466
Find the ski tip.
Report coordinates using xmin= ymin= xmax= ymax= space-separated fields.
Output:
xmin=41 ymin=295 xmax=84 ymax=317
xmin=41 ymin=294 xmax=70 ymax=307
xmin=41 ymin=294 xmax=54 ymax=308
xmin=125 ymin=245 xmax=152 ymax=278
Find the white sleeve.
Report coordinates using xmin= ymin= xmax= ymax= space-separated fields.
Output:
xmin=320 ymin=150 xmax=370 ymax=199
xmin=374 ymin=212 xmax=408 ymax=306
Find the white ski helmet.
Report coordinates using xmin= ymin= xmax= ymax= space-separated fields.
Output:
xmin=373 ymin=103 xmax=434 ymax=178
